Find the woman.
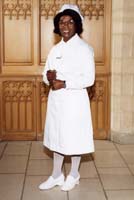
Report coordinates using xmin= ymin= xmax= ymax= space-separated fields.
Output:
xmin=39 ymin=4 xmax=95 ymax=191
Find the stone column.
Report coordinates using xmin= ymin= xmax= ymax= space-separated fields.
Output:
xmin=111 ymin=0 xmax=134 ymax=144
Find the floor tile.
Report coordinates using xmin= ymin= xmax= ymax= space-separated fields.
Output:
xmin=0 ymin=155 xmax=28 ymax=173
xmin=68 ymin=179 xmax=106 ymax=200
xmin=64 ymin=160 xmax=98 ymax=178
xmin=30 ymin=142 xmax=53 ymax=159
xmin=94 ymin=140 xmax=116 ymax=150
xmin=22 ymin=176 xmax=68 ymax=200
xmin=27 ymin=159 xmax=53 ymax=175
xmin=0 ymin=174 xmax=24 ymax=200
xmin=106 ymin=190 xmax=134 ymax=200
xmin=98 ymin=167 xmax=134 ymax=190
xmin=118 ymin=150 xmax=134 ymax=165
xmin=4 ymin=141 xmax=31 ymax=156
xmin=0 ymin=142 xmax=7 ymax=156
xmin=94 ymin=150 xmax=126 ymax=167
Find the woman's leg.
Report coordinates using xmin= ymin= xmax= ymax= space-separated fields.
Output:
xmin=70 ymin=156 xmax=81 ymax=178
xmin=39 ymin=152 xmax=64 ymax=190
xmin=61 ymin=155 xmax=81 ymax=191
xmin=52 ymin=152 xmax=64 ymax=178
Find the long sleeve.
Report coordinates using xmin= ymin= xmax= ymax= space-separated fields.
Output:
xmin=42 ymin=57 xmax=50 ymax=85
xmin=42 ymin=48 xmax=55 ymax=86
xmin=64 ymin=47 xmax=95 ymax=90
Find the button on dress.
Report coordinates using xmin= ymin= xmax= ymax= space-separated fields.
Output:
xmin=42 ymin=34 xmax=95 ymax=155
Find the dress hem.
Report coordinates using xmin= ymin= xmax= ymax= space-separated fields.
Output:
xmin=44 ymin=143 xmax=94 ymax=156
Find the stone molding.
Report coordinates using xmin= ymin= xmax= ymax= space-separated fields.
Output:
xmin=111 ymin=131 xmax=134 ymax=144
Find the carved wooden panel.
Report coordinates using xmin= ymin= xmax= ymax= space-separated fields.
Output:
xmin=36 ymin=76 xmax=49 ymax=140
xmin=2 ymin=0 xmax=33 ymax=65
xmin=88 ymin=76 xmax=109 ymax=139
xmin=3 ymin=0 xmax=31 ymax=20
xmin=1 ymin=78 xmax=36 ymax=140
xmin=40 ymin=0 xmax=104 ymax=19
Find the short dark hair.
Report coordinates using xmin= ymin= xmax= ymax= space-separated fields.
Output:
xmin=53 ymin=9 xmax=83 ymax=35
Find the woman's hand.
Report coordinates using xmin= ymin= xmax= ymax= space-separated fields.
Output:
xmin=52 ymin=80 xmax=66 ymax=90
xmin=47 ymin=70 xmax=56 ymax=85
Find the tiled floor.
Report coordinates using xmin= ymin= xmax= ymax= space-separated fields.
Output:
xmin=0 ymin=140 xmax=134 ymax=200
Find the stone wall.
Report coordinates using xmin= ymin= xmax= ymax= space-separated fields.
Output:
xmin=111 ymin=0 xmax=134 ymax=143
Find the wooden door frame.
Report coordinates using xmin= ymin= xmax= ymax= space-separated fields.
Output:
xmin=105 ymin=0 xmax=112 ymax=139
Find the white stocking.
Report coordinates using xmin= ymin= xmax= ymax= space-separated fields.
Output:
xmin=52 ymin=152 xmax=64 ymax=179
xmin=70 ymin=156 xmax=81 ymax=178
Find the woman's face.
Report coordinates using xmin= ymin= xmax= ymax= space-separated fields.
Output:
xmin=59 ymin=15 xmax=76 ymax=42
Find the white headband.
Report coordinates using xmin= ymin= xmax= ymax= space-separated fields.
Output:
xmin=59 ymin=4 xmax=84 ymax=20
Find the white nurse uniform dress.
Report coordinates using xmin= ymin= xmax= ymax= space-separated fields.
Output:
xmin=42 ymin=34 xmax=95 ymax=155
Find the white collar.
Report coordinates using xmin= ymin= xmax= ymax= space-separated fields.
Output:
xmin=61 ymin=34 xmax=80 ymax=45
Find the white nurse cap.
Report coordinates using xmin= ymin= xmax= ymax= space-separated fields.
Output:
xmin=59 ymin=4 xmax=84 ymax=20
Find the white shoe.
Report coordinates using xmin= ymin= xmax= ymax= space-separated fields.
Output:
xmin=61 ymin=174 xmax=80 ymax=191
xmin=39 ymin=174 xmax=65 ymax=190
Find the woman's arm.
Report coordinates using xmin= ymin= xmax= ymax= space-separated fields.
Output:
xmin=64 ymin=47 xmax=95 ymax=89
